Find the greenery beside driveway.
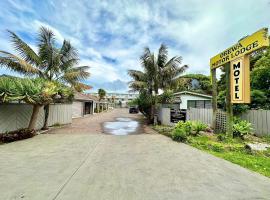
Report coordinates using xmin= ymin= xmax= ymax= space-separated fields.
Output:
xmin=153 ymin=125 xmax=270 ymax=178
xmin=0 ymin=27 xmax=90 ymax=130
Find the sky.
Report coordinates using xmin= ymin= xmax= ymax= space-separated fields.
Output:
xmin=0 ymin=0 xmax=270 ymax=92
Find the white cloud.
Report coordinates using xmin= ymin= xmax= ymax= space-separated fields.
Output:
xmin=0 ymin=0 xmax=270 ymax=92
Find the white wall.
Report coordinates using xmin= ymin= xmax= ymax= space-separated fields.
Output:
xmin=158 ymin=107 xmax=171 ymax=126
xmin=178 ymin=94 xmax=211 ymax=109
xmin=72 ymin=101 xmax=83 ymax=118
xmin=0 ymin=104 xmax=72 ymax=133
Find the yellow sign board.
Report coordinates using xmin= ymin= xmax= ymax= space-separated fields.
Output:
xmin=230 ymin=56 xmax=250 ymax=103
xmin=210 ymin=28 xmax=269 ymax=69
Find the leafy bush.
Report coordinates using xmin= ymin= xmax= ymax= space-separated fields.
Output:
xmin=157 ymin=90 xmax=174 ymax=104
xmin=172 ymin=128 xmax=187 ymax=142
xmin=0 ymin=129 xmax=36 ymax=143
xmin=217 ymin=134 xmax=227 ymax=142
xmin=175 ymin=121 xmax=192 ymax=135
xmin=192 ymin=121 xmax=208 ymax=134
xmin=232 ymin=119 xmax=253 ymax=139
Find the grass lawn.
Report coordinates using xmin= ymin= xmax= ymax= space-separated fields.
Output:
xmin=153 ymin=125 xmax=270 ymax=178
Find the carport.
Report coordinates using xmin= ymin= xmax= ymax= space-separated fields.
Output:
xmin=72 ymin=92 xmax=94 ymax=118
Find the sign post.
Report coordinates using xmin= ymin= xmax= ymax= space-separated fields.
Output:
xmin=210 ymin=28 xmax=269 ymax=135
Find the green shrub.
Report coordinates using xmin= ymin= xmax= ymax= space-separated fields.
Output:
xmin=192 ymin=121 xmax=208 ymax=134
xmin=175 ymin=121 xmax=192 ymax=135
xmin=217 ymin=134 xmax=227 ymax=142
xmin=232 ymin=119 xmax=253 ymax=139
xmin=172 ymin=128 xmax=187 ymax=142
xmin=0 ymin=129 xmax=36 ymax=143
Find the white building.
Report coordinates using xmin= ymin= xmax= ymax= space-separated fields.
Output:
xmin=173 ymin=91 xmax=212 ymax=110
xmin=89 ymin=92 xmax=139 ymax=107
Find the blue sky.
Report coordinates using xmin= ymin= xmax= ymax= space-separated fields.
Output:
xmin=0 ymin=0 xmax=270 ymax=92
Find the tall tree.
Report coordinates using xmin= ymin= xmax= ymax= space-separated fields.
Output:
xmin=0 ymin=27 xmax=90 ymax=129
xmin=128 ymin=44 xmax=188 ymax=122
xmin=98 ymin=88 xmax=106 ymax=101
xmin=174 ymin=74 xmax=212 ymax=94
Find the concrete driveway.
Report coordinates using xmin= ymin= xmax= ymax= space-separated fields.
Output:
xmin=0 ymin=109 xmax=270 ymax=200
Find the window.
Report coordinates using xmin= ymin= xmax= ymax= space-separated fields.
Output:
xmin=187 ymin=100 xmax=211 ymax=109
xmin=187 ymin=100 xmax=196 ymax=109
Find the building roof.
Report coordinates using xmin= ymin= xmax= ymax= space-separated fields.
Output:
xmin=86 ymin=94 xmax=99 ymax=102
xmin=173 ymin=91 xmax=212 ymax=99
xmin=74 ymin=92 xmax=94 ymax=102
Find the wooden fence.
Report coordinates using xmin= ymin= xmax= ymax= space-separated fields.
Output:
xmin=0 ymin=103 xmax=72 ymax=133
xmin=187 ymin=108 xmax=270 ymax=136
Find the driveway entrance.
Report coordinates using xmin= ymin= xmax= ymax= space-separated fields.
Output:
xmin=0 ymin=109 xmax=270 ymax=199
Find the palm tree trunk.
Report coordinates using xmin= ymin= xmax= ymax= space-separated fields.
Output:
xmin=28 ymin=105 xmax=41 ymax=130
xmin=42 ymin=104 xmax=50 ymax=130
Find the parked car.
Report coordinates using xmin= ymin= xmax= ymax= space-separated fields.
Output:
xmin=129 ymin=106 xmax=139 ymax=114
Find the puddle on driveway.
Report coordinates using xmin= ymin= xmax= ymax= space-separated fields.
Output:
xmin=103 ymin=117 xmax=140 ymax=135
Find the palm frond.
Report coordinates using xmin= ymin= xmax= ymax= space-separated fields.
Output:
xmin=127 ymin=70 xmax=145 ymax=81
xmin=157 ymin=44 xmax=168 ymax=68
xmin=0 ymin=51 xmax=40 ymax=75
xmin=59 ymin=58 xmax=78 ymax=71
xmin=7 ymin=30 xmax=41 ymax=66
xmin=38 ymin=26 xmax=55 ymax=69
xmin=128 ymin=81 xmax=147 ymax=92
xmin=163 ymin=56 xmax=183 ymax=70
xmin=61 ymin=66 xmax=90 ymax=82
xmin=60 ymin=40 xmax=78 ymax=62
xmin=72 ymin=82 xmax=92 ymax=92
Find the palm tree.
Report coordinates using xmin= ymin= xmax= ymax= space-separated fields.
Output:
xmin=98 ymin=88 xmax=106 ymax=101
xmin=128 ymin=44 xmax=188 ymax=122
xmin=0 ymin=27 xmax=90 ymax=129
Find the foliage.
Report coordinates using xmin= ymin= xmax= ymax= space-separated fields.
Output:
xmin=128 ymin=98 xmax=139 ymax=106
xmin=188 ymin=135 xmax=270 ymax=178
xmin=0 ymin=77 xmax=72 ymax=104
xmin=98 ymin=88 xmax=106 ymax=101
xmin=232 ymin=119 xmax=253 ymax=139
xmin=217 ymin=90 xmax=249 ymax=114
xmin=128 ymin=44 xmax=188 ymax=123
xmin=0 ymin=129 xmax=36 ymax=143
xmin=0 ymin=27 xmax=90 ymax=91
xmin=252 ymin=47 xmax=270 ymax=90
xmin=172 ymin=128 xmax=188 ymax=142
xmin=0 ymin=27 xmax=88 ymax=129
xmin=250 ymin=89 xmax=268 ymax=109
xmin=171 ymin=77 xmax=191 ymax=92
xmin=175 ymin=121 xmax=192 ymax=135
xmin=192 ymin=121 xmax=208 ymax=134
xmin=157 ymin=90 xmax=174 ymax=104
xmin=175 ymin=74 xmax=212 ymax=94
xmin=135 ymin=90 xmax=155 ymax=120
xmin=217 ymin=46 xmax=270 ymax=111
xmin=154 ymin=122 xmax=270 ymax=178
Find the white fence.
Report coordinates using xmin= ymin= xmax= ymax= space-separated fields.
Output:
xmin=187 ymin=108 xmax=270 ymax=136
xmin=0 ymin=103 xmax=72 ymax=133
xmin=186 ymin=108 xmax=213 ymax=125
xmin=157 ymin=107 xmax=171 ymax=126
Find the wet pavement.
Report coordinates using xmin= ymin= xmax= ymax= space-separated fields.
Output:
xmin=103 ymin=117 xmax=141 ymax=135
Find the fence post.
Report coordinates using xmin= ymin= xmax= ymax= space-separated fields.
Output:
xmin=211 ymin=68 xmax=217 ymax=132
xmin=225 ymin=63 xmax=233 ymax=135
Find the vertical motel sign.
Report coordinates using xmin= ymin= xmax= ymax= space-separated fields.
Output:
xmin=210 ymin=28 xmax=269 ymax=103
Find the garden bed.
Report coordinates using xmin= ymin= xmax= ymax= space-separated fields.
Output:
xmin=152 ymin=124 xmax=270 ymax=178
xmin=0 ymin=129 xmax=36 ymax=143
